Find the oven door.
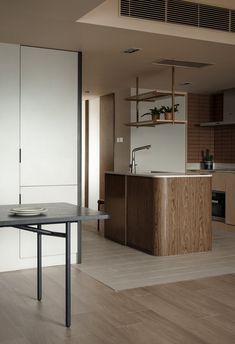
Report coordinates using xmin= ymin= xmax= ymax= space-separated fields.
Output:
xmin=212 ymin=191 xmax=225 ymax=222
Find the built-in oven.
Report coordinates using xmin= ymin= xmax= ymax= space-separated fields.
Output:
xmin=212 ymin=191 xmax=225 ymax=222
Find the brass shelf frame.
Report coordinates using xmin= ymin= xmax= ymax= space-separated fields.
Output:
xmin=125 ymin=67 xmax=187 ymax=126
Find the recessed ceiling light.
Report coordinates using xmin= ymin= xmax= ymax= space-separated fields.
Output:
xmin=180 ymin=82 xmax=193 ymax=86
xmin=123 ymin=48 xmax=142 ymax=54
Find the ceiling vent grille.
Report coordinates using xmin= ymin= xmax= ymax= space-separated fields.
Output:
xmin=120 ymin=0 xmax=130 ymax=16
xmin=120 ymin=0 xmax=234 ymax=33
xmin=167 ymin=0 xmax=198 ymax=27
xmin=199 ymin=4 xmax=230 ymax=31
xmin=120 ymin=0 xmax=165 ymax=21
xmin=231 ymin=10 xmax=235 ymax=32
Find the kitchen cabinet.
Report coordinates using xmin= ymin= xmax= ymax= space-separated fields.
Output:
xmin=104 ymin=174 xmax=126 ymax=244
xmin=0 ymin=43 xmax=80 ymax=272
xmin=0 ymin=43 xmax=21 ymax=273
xmin=211 ymin=171 xmax=235 ymax=231
xmin=19 ymin=47 xmax=79 ymax=263
xmin=225 ymin=173 xmax=235 ymax=225
xmin=127 ymin=176 xmax=154 ymax=253
xmin=20 ymin=46 xmax=78 ymax=186
xmin=0 ymin=43 xmax=20 ymax=205
xmin=105 ymin=172 xmax=212 ymax=256
xmin=212 ymin=172 xmax=227 ymax=191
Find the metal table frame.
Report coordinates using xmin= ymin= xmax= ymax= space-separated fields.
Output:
xmin=0 ymin=203 xmax=109 ymax=328
xmin=13 ymin=222 xmax=73 ymax=327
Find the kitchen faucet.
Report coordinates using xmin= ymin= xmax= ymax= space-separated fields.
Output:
xmin=130 ymin=145 xmax=151 ymax=173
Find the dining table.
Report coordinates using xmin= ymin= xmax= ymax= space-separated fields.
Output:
xmin=0 ymin=202 xmax=109 ymax=327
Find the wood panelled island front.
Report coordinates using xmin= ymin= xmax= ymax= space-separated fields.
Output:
xmin=105 ymin=172 xmax=212 ymax=256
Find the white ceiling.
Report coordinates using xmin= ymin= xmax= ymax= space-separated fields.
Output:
xmin=0 ymin=0 xmax=234 ymax=97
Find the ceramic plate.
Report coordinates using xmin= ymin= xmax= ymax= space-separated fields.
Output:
xmin=9 ymin=207 xmax=48 ymax=216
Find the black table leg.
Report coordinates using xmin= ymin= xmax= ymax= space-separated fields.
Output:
xmin=65 ymin=222 xmax=71 ymax=328
xmin=37 ymin=225 xmax=42 ymax=301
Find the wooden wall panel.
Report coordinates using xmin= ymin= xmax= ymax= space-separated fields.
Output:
xmin=104 ymin=174 xmax=126 ymax=244
xmin=155 ymin=177 xmax=212 ymax=255
xmin=127 ymin=177 xmax=155 ymax=254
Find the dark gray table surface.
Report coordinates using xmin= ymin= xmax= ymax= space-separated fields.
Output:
xmin=0 ymin=202 xmax=109 ymax=227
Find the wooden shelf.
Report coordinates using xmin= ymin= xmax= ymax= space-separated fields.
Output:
xmin=125 ymin=119 xmax=187 ymax=127
xmin=125 ymin=90 xmax=185 ymax=102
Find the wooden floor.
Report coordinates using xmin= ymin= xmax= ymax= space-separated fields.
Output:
xmin=0 ymin=225 xmax=234 ymax=343
xmin=79 ymin=224 xmax=235 ymax=290
xmin=0 ymin=267 xmax=234 ymax=344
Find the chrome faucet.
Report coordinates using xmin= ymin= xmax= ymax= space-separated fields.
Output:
xmin=130 ymin=145 xmax=151 ymax=173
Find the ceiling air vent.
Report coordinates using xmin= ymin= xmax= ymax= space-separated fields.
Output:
xmin=121 ymin=0 xmax=166 ymax=22
xmin=199 ymin=4 xmax=230 ymax=31
xmin=167 ymin=0 xmax=198 ymax=27
xmin=154 ymin=59 xmax=213 ymax=68
xmin=231 ymin=10 xmax=235 ymax=32
xmin=120 ymin=0 xmax=130 ymax=16
xmin=120 ymin=0 xmax=234 ymax=33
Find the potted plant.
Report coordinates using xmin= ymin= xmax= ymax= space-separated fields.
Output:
xmin=141 ymin=106 xmax=163 ymax=122
xmin=202 ymin=149 xmax=214 ymax=170
xmin=161 ymin=104 xmax=179 ymax=120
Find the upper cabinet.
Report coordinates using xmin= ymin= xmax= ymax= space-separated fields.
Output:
xmin=20 ymin=47 xmax=78 ymax=186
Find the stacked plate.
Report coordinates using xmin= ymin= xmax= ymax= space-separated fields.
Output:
xmin=9 ymin=207 xmax=48 ymax=216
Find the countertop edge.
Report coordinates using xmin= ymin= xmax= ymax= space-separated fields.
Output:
xmin=105 ymin=171 xmax=212 ymax=178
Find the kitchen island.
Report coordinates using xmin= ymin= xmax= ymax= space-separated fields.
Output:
xmin=104 ymin=172 xmax=212 ymax=256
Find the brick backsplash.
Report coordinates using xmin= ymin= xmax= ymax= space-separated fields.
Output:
xmin=187 ymin=93 xmax=235 ymax=163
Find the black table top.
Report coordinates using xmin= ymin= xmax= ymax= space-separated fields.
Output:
xmin=0 ymin=202 xmax=109 ymax=227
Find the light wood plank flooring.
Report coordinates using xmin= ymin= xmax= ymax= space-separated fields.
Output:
xmin=78 ymin=224 xmax=235 ymax=290
xmin=0 ymin=267 xmax=234 ymax=344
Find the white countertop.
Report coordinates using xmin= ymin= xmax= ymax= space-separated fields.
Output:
xmin=105 ymin=171 xmax=212 ymax=178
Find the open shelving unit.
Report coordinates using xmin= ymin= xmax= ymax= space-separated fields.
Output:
xmin=125 ymin=66 xmax=187 ymax=127
xmin=125 ymin=90 xmax=185 ymax=102
xmin=125 ymin=119 xmax=187 ymax=128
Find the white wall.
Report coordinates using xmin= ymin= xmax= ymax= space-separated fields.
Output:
xmin=114 ymin=89 xmax=130 ymax=171
xmin=131 ymin=89 xmax=186 ymax=173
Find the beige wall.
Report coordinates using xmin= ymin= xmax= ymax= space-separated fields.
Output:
xmin=114 ymin=89 xmax=130 ymax=171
